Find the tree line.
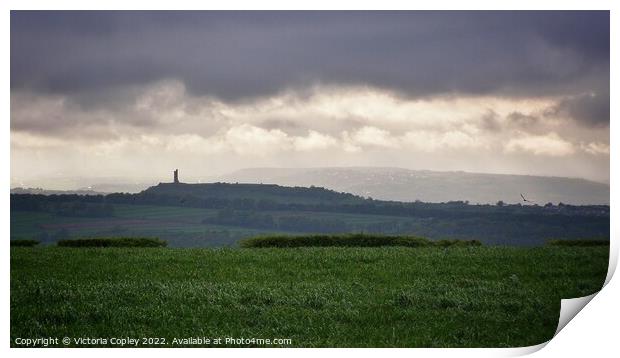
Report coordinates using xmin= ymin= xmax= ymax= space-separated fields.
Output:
xmin=11 ymin=192 xmax=609 ymax=220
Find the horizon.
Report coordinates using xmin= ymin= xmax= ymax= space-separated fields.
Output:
xmin=10 ymin=165 xmax=610 ymax=206
xmin=10 ymin=165 xmax=611 ymax=190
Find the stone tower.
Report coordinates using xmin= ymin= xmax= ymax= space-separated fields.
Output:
xmin=173 ymin=169 xmax=179 ymax=184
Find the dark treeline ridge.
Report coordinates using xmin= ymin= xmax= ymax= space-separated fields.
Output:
xmin=240 ymin=234 xmax=482 ymax=248
xmin=10 ymin=183 xmax=610 ymax=246
xmin=547 ymin=239 xmax=610 ymax=247
xmin=142 ymin=182 xmax=364 ymax=204
xmin=57 ymin=238 xmax=167 ymax=248
xmin=10 ymin=187 xmax=609 ymax=220
xmin=10 ymin=194 xmax=114 ymax=218
xmin=10 ymin=239 xmax=40 ymax=247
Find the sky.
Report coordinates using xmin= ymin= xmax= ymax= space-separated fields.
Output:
xmin=10 ymin=11 xmax=610 ymax=187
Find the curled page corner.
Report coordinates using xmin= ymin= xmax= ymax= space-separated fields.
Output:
xmin=509 ymin=292 xmax=602 ymax=356
xmin=554 ymin=293 xmax=597 ymax=336
xmin=509 ymin=243 xmax=617 ymax=356
xmin=552 ymin=241 xmax=617 ymax=339
xmin=504 ymin=341 xmax=549 ymax=357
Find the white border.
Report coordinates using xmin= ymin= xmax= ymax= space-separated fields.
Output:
xmin=3 ymin=2 xmax=616 ymax=357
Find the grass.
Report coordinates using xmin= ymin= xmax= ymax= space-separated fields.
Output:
xmin=240 ymin=234 xmax=481 ymax=248
xmin=11 ymin=246 xmax=608 ymax=347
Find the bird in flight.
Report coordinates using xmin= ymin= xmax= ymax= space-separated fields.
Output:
xmin=520 ymin=193 xmax=531 ymax=203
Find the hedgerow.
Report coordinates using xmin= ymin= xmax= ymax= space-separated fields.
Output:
xmin=57 ymin=238 xmax=167 ymax=248
xmin=240 ymin=234 xmax=481 ymax=248
xmin=547 ymin=239 xmax=609 ymax=247
xmin=10 ymin=239 xmax=40 ymax=247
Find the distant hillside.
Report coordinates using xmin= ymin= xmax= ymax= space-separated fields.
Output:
xmin=10 ymin=187 xmax=107 ymax=196
xmin=217 ymin=167 xmax=610 ymax=205
xmin=12 ymin=181 xmax=609 ymax=247
xmin=142 ymin=182 xmax=365 ymax=205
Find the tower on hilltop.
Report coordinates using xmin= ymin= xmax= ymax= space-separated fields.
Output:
xmin=173 ymin=169 xmax=179 ymax=184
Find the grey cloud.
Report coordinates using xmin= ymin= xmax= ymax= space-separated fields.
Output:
xmin=10 ymin=91 xmax=158 ymax=138
xmin=507 ymin=111 xmax=539 ymax=128
xmin=11 ymin=11 xmax=608 ymax=106
xmin=260 ymin=119 xmax=301 ymax=131
xmin=481 ymin=110 xmax=543 ymax=134
xmin=550 ymin=90 xmax=610 ymax=127
xmin=480 ymin=110 xmax=501 ymax=132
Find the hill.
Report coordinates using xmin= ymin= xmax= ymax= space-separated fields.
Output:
xmin=10 ymin=187 xmax=107 ymax=196
xmin=142 ymin=182 xmax=364 ymax=205
xmin=11 ymin=180 xmax=609 ymax=247
xmin=217 ymin=167 xmax=609 ymax=205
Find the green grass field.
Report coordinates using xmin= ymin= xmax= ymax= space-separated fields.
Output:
xmin=11 ymin=246 xmax=608 ymax=347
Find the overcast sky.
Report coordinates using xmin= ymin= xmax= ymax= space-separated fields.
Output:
xmin=10 ymin=11 xmax=610 ymax=187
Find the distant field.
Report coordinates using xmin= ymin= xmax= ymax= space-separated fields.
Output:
xmin=11 ymin=205 xmax=279 ymax=247
xmin=10 ymin=200 xmax=610 ymax=247
xmin=10 ymin=204 xmax=444 ymax=247
xmin=11 ymin=246 xmax=608 ymax=347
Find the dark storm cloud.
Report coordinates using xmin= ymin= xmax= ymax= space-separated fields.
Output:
xmin=11 ymin=11 xmax=609 ymax=121
xmin=549 ymin=90 xmax=610 ymax=127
